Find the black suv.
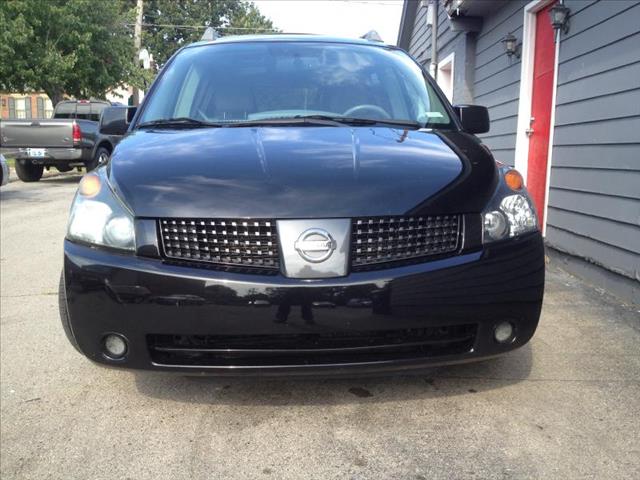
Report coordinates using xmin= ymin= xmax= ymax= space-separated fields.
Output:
xmin=59 ymin=35 xmax=544 ymax=375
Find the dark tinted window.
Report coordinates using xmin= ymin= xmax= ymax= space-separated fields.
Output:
xmin=54 ymin=102 xmax=75 ymax=119
xmin=75 ymin=103 xmax=91 ymax=120
xmin=89 ymin=102 xmax=108 ymax=121
xmin=54 ymin=101 xmax=108 ymax=121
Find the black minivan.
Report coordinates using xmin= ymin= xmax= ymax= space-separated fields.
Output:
xmin=60 ymin=35 xmax=544 ymax=375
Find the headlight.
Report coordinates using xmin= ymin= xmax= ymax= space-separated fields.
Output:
xmin=67 ymin=172 xmax=135 ymax=251
xmin=500 ymin=194 xmax=537 ymax=236
xmin=483 ymin=168 xmax=538 ymax=243
xmin=484 ymin=210 xmax=508 ymax=241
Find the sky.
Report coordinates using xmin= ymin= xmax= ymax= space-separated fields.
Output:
xmin=252 ymin=0 xmax=404 ymax=46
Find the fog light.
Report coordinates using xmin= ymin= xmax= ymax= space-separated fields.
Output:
xmin=103 ymin=334 xmax=128 ymax=359
xmin=494 ymin=322 xmax=515 ymax=343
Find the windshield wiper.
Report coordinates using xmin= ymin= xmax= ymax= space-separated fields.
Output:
xmin=224 ymin=115 xmax=422 ymax=129
xmin=295 ymin=115 xmax=422 ymax=129
xmin=223 ymin=117 xmax=346 ymax=128
xmin=137 ymin=117 xmax=224 ymax=129
xmin=139 ymin=115 xmax=423 ymax=130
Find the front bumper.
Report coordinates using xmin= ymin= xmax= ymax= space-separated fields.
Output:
xmin=61 ymin=233 xmax=544 ymax=376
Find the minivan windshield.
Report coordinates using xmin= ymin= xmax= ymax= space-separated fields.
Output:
xmin=138 ymin=41 xmax=453 ymax=129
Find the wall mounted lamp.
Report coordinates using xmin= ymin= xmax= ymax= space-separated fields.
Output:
xmin=549 ymin=2 xmax=571 ymax=35
xmin=502 ymin=32 xmax=521 ymax=59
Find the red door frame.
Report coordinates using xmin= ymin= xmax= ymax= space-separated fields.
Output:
xmin=514 ymin=0 xmax=560 ymax=235
xmin=526 ymin=3 xmax=556 ymax=228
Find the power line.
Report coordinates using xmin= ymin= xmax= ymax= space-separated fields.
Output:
xmin=124 ymin=22 xmax=278 ymax=31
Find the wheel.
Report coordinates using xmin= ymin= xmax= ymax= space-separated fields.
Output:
xmin=15 ymin=159 xmax=44 ymax=182
xmin=86 ymin=146 xmax=110 ymax=171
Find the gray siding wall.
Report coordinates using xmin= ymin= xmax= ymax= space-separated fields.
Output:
xmin=546 ymin=0 xmax=640 ymax=281
xmin=406 ymin=2 xmax=465 ymax=98
xmin=401 ymin=0 xmax=640 ymax=285
xmin=407 ymin=0 xmax=532 ymax=165
xmin=407 ymin=1 xmax=431 ymax=63
xmin=473 ymin=0 xmax=529 ymax=166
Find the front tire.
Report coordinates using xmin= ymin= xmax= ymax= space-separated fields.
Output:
xmin=15 ymin=160 xmax=44 ymax=182
xmin=86 ymin=146 xmax=110 ymax=171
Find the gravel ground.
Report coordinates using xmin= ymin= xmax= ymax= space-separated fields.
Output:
xmin=1 ymin=176 xmax=639 ymax=479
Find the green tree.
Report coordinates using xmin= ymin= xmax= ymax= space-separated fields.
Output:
xmin=141 ymin=0 xmax=276 ymax=67
xmin=0 ymin=0 xmax=144 ymax=105
xmin=225 ymin=1 xmax=277 ymax=36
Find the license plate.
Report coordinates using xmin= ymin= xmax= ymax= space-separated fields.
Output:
xmin=27 ymin=148 xmax=46 ymax=158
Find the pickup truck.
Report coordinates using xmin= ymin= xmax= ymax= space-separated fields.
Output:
xmin=0 ymin=99 xmax=123 ymax=182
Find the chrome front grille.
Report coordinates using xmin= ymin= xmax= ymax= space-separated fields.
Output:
xmin=351 ymin=215 xmax=461 ymax=269
xmin=158 ymin=215 xmax=462 ymax=272
xmin=159 ymin=218 xmax=279 ymax=270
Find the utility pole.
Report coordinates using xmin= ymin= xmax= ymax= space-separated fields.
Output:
xmin=132 ymin=0 xmax=144 ymax=106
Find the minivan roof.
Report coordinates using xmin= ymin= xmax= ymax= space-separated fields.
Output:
xmin=186 ymin=34 xmax=394 ymax=50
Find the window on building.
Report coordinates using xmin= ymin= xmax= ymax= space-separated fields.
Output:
xmin=37 ymin=97 xmax=45 ymax=118
xmin=437 ymin=53 xmax=455 ymax=102
xmin=24 ymin=97 xmax=32 ymax=119
xmin=14 ymin=98 xmax=26 ymax=118
xmin=8 ymin=98 xmax=16 ymax=118
xmin=45 ymin=99 xmax=53 ymax=118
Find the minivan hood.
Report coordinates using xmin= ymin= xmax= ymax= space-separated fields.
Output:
xmin=109 ymin=127 xmax=496 ymax=218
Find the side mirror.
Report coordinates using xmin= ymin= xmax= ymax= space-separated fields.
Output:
xmin=99 ymin=106 xmax=137 ymax=136
xmin=453 ymin=104 xmax=490 ymax=134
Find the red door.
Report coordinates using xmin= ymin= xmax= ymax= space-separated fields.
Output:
xmin=527 ymin=3 xmax=556 ymax=227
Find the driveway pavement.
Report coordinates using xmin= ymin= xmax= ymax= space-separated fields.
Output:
xmin=1 ymin=176 xmax=639 ymax=480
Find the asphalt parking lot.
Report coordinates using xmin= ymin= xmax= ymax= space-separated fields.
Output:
xmin=1 ymin=174 xmax=639 ymax=480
